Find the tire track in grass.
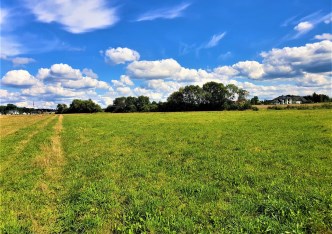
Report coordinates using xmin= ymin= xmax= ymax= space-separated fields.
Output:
xmin=0 ymin=115 xmax=56 ymax=174
xmin=31 ymin=115 xmax=66 ymax=233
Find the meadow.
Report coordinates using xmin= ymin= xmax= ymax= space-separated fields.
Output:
xmin=0 ymin=110 xmax=331 ymax=233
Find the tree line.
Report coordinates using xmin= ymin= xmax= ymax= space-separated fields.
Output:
xmin=56 ymin=82 xmax=253 ymax=114
xmin=55 ymin=82 xmax=331 ymax=114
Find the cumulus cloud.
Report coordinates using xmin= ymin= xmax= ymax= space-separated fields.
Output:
xmin=116 ymin=86 xmax=133 ymax=96
xmin=147 ymin=79 xmax=183 ymax=93
xmin=298 ymin=72 xmax=331 ymax=87
xmin=35 ymin=63 xmax=110 ymax=90
xmin=127 ymin=59 xmax=182 ymax=79
xmin=82 ymin=68 xmax=98 ymax=79
xmin=0 ymin=89 xmax=24 ymax=105
xmin=232 ymin=61 xmax=265 ymax=80
xmin=136 ymin=3 xmax=191 ymax=21
xmin=260 ymin=40 xmax=332 ymax=75
xmin=214 ymin=66 xmax=239 ymax=77
xmin=105 ymin=47 xmax=140 ymax=64
xmin=37 ymin=63 xmax=83 ymax=81
xmin=63 ymin=77 xmax=109 ymax=89
xmin=126 ymin=40 xmax=332 ymax=83
xmin=26 ymin=0 xmax=119 ymax=33
xmin=112 ymin=75 xmax=134 ymax=87
xmin=314 ymin=33 xmax=332 ymax=41
xmin=1 ymin=70 xmax=39 ymax=87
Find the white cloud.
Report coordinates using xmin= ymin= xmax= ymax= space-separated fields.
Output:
xmin=63 ymin=77 xmax=109 ymax=89
xmin=147 ymin=79 xmax=183 ymax=94
xmin=37 ymin=63 xmax=82 ymax=81
xmin=314 ymin=33 xmax=332 ymax=41
xmin=127 ymin=59 xmax=182 ymax=79
xmin=105 ymin=47 xmax=140 ymax=64
xmin=294 ymin=21 xmax=314 ymax=32
xmin=0 ymin=89 xmax=24 ymax=105
xmin=112 ymin=75 xmax=134 ymax=87
xmin=260 ymin=40 xmax=332 ymax=75
xmin=35 ymin=63 xmax=111 ymax=90
xmin=116 ymin=86 xmax=133 ymax=96
xmin=136 ymin=3 xmax=191 ymax=21
xmin=11 ymin=57 xmax=36 ymax=66
xmin=26 ymin=0 xmax=119 ymax=33
xmin=205 ymin=32 xmax=227 ymax=48
xmin=120 ymin=75 xmax=134 ymax=86
xmin=1 ymin=70 xmax=39 ymax=87
xmin=82 ymin=68 xmax=98 ymax=79
xmin=232 ymin=61 xmax=265 ymax=79
xmin=214 ymin=66 xmax=239 ymax=77
xmin=297 ymin=72 xmax=331 ymax=87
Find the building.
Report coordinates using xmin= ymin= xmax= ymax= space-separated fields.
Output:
xmin=7 ymin=110 xmax=20 ymax=115
xmin=272 ymin=95 xmax=307 ymax=105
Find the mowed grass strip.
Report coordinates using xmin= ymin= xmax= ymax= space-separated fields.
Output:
xmin=0 ymin=115 xmax=48 ymax=138
xmin=0 ymin=115 xmax=61 ymax=233
xmin=55 ymin=110 xmax=331 ymax=233
xmin=0 ymin=115 xmax=56 ymax=173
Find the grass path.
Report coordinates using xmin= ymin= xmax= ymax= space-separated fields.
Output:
xmin=30 ymin=115 xmax=65 ymax=233
xmin=0 ymin=115 xmax=56 ymax=174
xmin=0 ymin=115 xmax=64 ymax=233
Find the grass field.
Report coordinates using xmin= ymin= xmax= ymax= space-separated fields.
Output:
xmin=1 ymin=110 xmax=331 ymax=233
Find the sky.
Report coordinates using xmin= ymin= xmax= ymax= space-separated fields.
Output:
xmin=0 ymin=0 xmax=331 ymax=108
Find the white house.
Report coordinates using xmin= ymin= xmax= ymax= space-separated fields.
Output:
xmin=272 ymin=95 xmax=307 ymax=105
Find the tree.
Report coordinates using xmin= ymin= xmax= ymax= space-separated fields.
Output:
xmin=250 ymin=96 xmax=260 ymax=105
xmin=167 ymin=90 xmax=185 ymax=111
xmin=112 ymin=97 xmax=127 ymax=112
xmin=181 ymin=85 xmax=205 ymax=110
xmin=67 ymin=99 xmax=102 ymax=113
xmin=56 ymin=104 xmax=68 ymax=114
xmin=202 ymin=81 xmax=227 ymax=109
xmin=125 ymin=96 xmax=138 ymax=112
xmin=5 ymin=104 xmax=17 ymax=111
xmin=136 ymin=96 xmax=151 ymax=112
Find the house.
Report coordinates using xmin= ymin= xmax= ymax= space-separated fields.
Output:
xmin=7 ymin=110 xmax=20 ymax=115
xmin=272 ymin=95 xmax=307 ymax=105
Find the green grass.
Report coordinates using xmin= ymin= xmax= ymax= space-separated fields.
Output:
xmin=1 ymin=110 xmax=332 ymax=233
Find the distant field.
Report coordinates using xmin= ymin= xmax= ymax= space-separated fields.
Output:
xmin=1 ymin=110 xmax=331 ymax=233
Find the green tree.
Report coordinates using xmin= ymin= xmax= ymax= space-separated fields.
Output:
xmin=125 ymin=96 xmax=138 ymax=112
xmin=68 ymin=99 xmax=102 ymax=113
xmin=167 ymin=90 xmax=185 ymax=111
xmin=112 ymin=97 xmax=127 ymax=112
xmin=182 ymin=85 xmax=205 ymax=110
xmin=202 ymin=81 xmax=227 ymax=109
xmin=56 ymin=104 xmax=68 ymax=114
xmin=136 ymin=96 xmax=151 ymax=112
xmin=250 ymin=96 xmax=260 ymax=105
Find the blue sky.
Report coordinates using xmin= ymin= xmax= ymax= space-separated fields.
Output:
xmin=1 ymin=0 xmax=331 ymax=108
